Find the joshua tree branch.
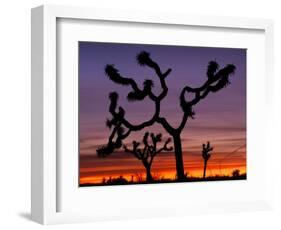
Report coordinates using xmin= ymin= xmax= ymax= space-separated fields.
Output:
xmin=178 ymin=62 xmax=236 ymax=131
xmin=123 ymin=132 xmax=172 ymax=166
xmin=108 ymin=91 xmax=169 ymax=135
xmin=104 ymin=51 xmax=175 ymax=154
xmin=124 ymin=141 xmax=144 ymax=160
xmin=177 ymin=113 xmax=189 ymax=133
xmin=121 ymin=129 xmax=131 ymax=139
xmin=105 ymin=52 xmax=173 ymax=103
xmin=136 ymin=51 xmax=171 ymax=100
xmin=156 ymin=138 xmax=173 ymax=154
xmin=105 ymin=64 xmax=144 ymax=93
xmin=105 ymin=64 xmax=157 ymax=101
xmin=180 ymin=63 xmax=236 ymax=108
xmin=108 ymin=92 xmax=156 ymax=131
xmin=156 ymin=117 xmax=175 ymax=134
xmin=108 ymin=124 xmax=120 ymax=142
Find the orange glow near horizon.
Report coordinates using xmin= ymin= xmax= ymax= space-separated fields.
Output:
xmin=79 ymin=149 xmax=246 ymax=185
xmin=80 ymin=166 xmax=246 ymax=185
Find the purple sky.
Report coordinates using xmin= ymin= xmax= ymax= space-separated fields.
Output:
xmin=79 ymin=41 xmax=246 ymax=182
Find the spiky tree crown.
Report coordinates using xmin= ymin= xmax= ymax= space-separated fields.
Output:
xmin=207 ymin=61 xmax=219 ymax=78
xmin=105 ymin=65 xmax=130 ymax=86
xmin=136 ymin=51 xmax=153 ymax=66
xmin=123 ymin=132 xmax=173 ymax=162
xmin=202 ymin=141 xmax=213 ymax=161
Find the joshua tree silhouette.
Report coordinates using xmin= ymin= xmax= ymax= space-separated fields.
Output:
xmin=123 ymin=132 xmax=172 ymax=182
xmin=202 ymin=141 xmax=213 ymax=179
xmin=97 ymin=51 xmax=236 ymax=181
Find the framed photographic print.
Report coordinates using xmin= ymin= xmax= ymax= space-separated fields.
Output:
xmin=31 ymin=5 xmax=274 ymax=224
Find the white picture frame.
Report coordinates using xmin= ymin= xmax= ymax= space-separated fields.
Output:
xmin=31 ymin=5 xmax=274 ymax=225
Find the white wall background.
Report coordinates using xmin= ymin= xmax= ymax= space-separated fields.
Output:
xmin=0 ymin=0 xmax=280 ymax=229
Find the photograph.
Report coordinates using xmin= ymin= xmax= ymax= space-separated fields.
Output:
xmin=79 ymin=41 xmax=246 ymax=186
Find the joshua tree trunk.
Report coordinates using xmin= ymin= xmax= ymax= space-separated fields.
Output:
xmin=203 ymin=160 xmax=207 ymax=179
xmin=173 ymin=133 xmax=185 ymax=181
xmin=145 ymin=165 xmax=153 ymax=182
xmin=202 ymin=141 xmax=213 ymax=179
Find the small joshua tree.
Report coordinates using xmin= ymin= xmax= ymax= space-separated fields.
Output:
xmin=123 ymin=132 xmax=172 ymax=182
xmin=97 ymin=51 xmax=236 ymax=181
xmin=202 ymin=141 xmax=213 ymax=179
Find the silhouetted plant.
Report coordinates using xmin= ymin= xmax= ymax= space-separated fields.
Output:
xmin=104 ymin=176 xmax=128 ymax=185
xmin=97 ymin=51 xmax=236 ymax=181
xmin=202 ymin=141 xmax=213 ymax=179
xmin=123 ymin=132 xmax=172 ymax=182
xmin=232 ymin=169 xmax=240 ymax=177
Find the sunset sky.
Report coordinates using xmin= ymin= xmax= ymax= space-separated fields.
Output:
xmin=79 ymin=42 xmax=246 ymax=185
